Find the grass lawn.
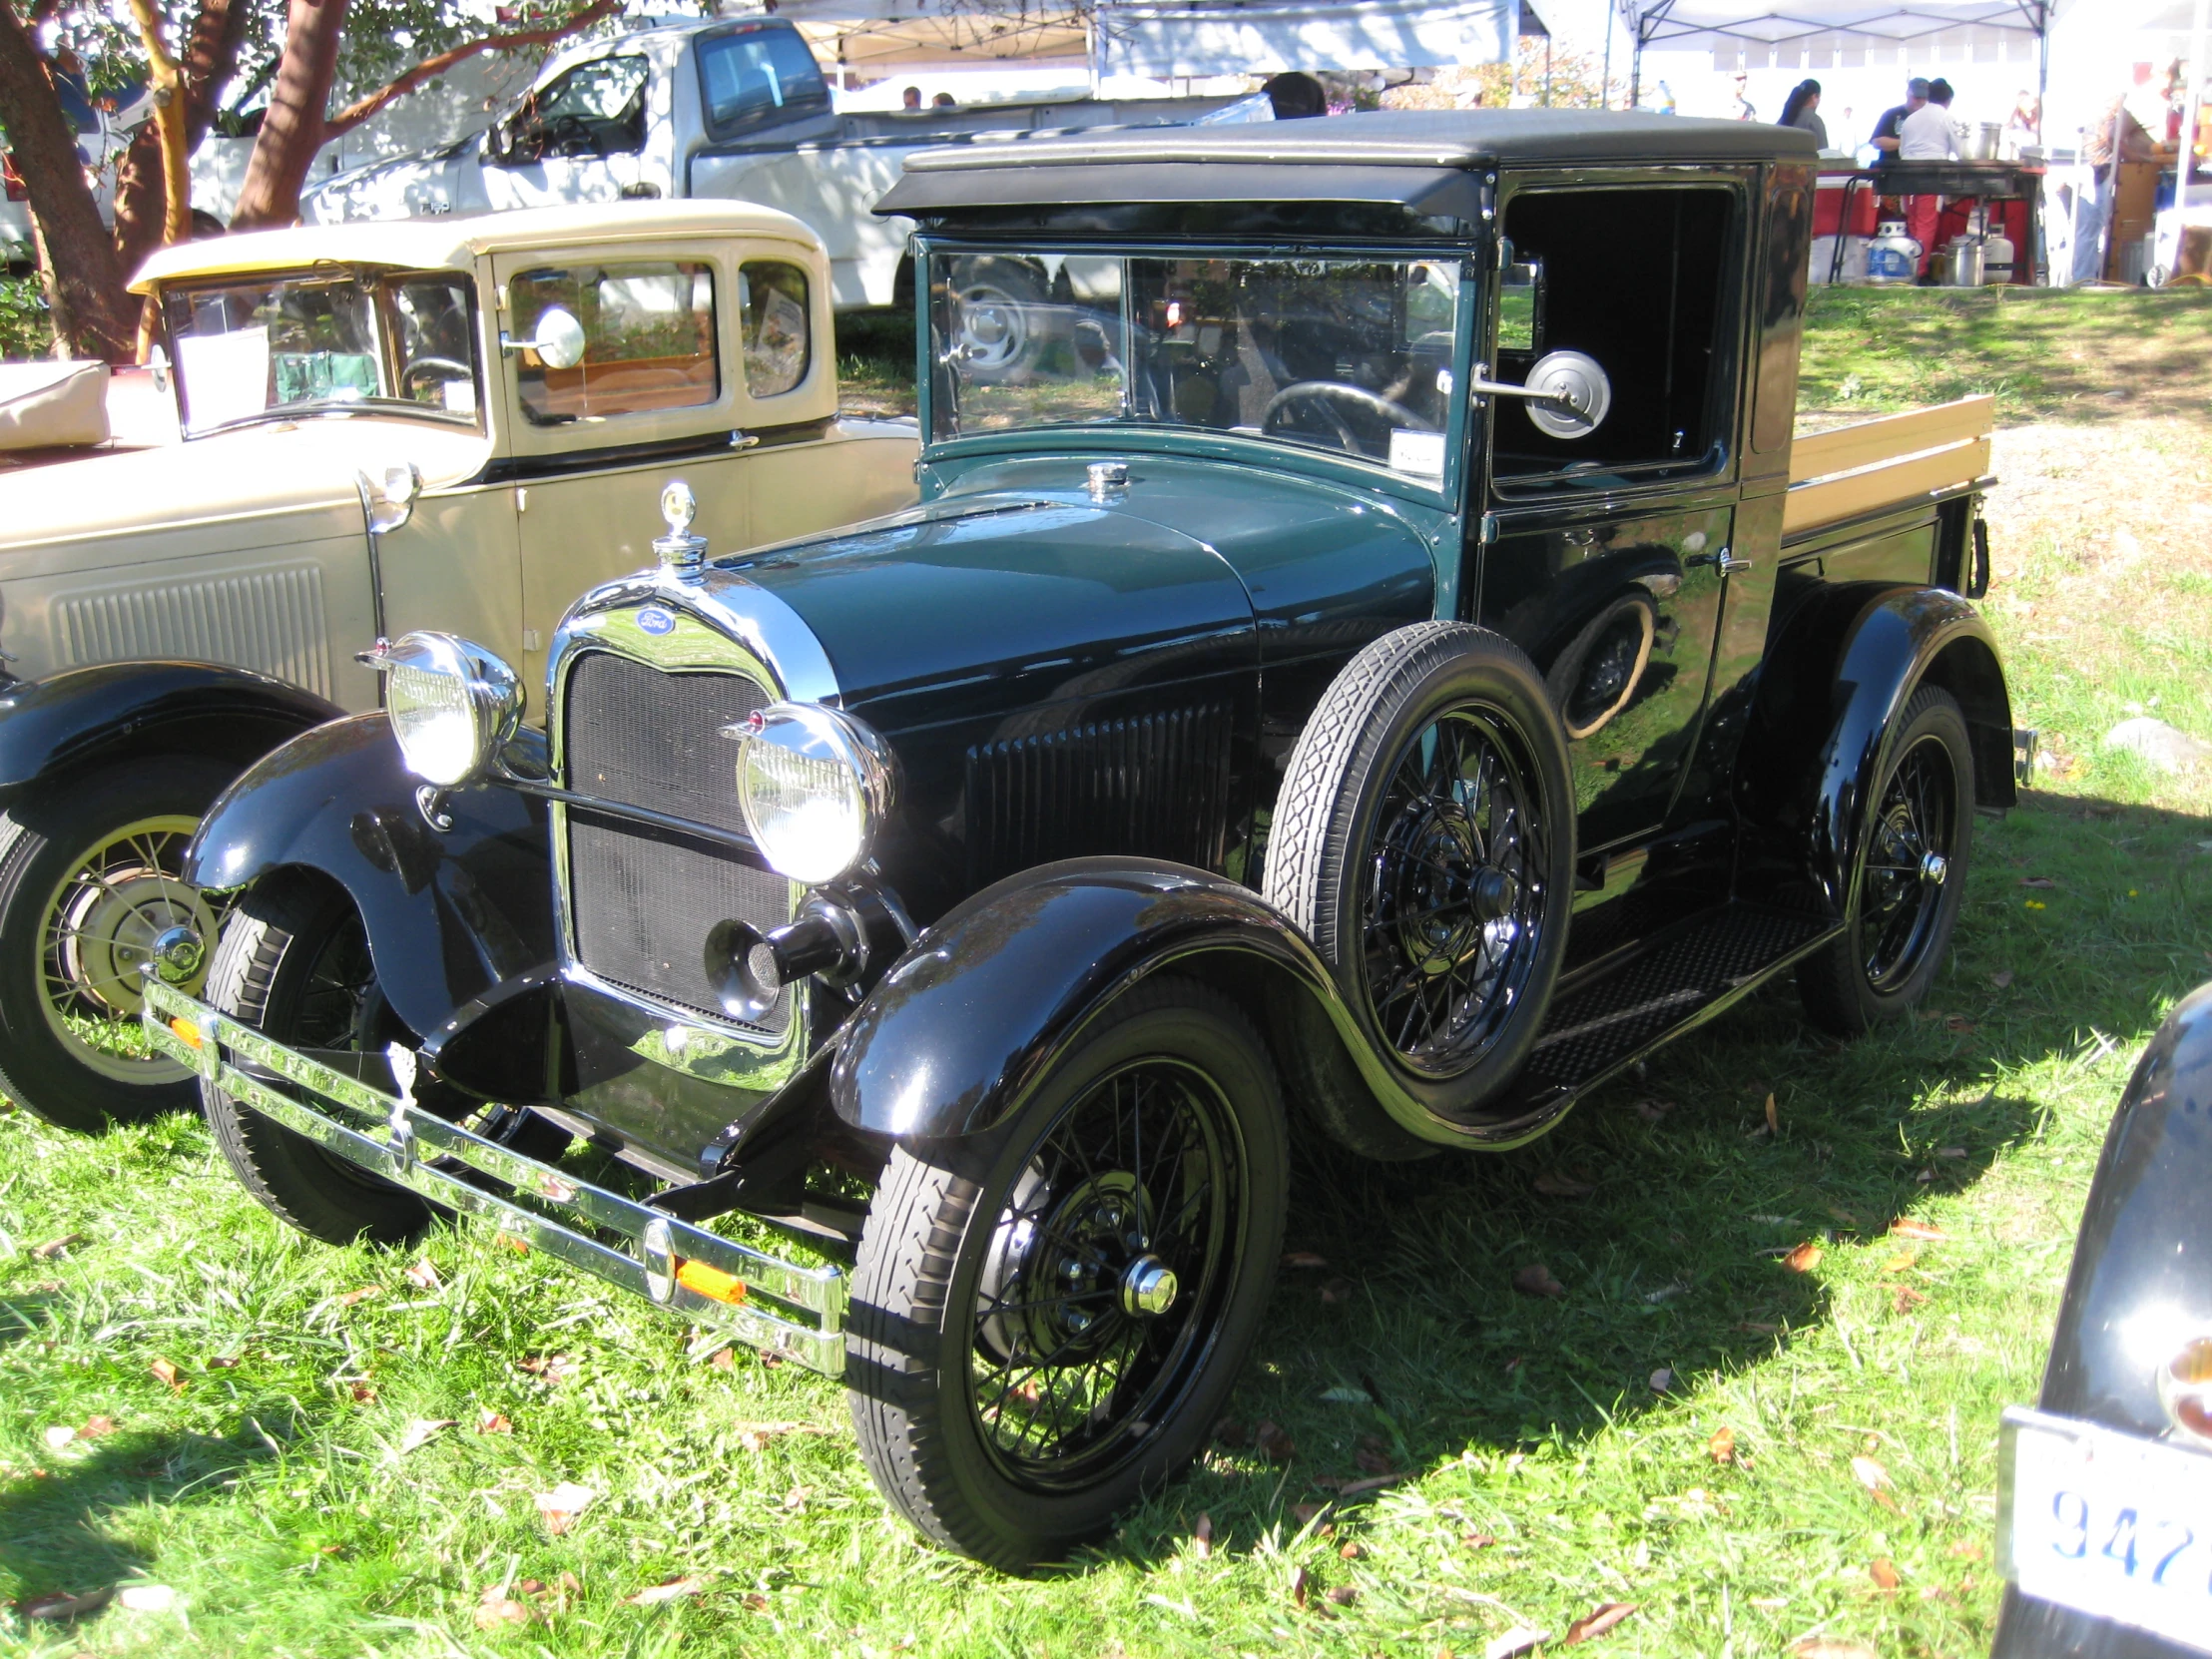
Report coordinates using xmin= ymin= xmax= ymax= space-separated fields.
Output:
xmin=4 ymin=288 xmax=2211 ymax=1658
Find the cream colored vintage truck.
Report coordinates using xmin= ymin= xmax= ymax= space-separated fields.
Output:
xmin=0 ymin=198 xmax=916 ymax=1135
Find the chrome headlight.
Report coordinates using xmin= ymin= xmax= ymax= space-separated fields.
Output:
xmin=367 ymin=631 xmax=522 ymax=788
xmin=729 ymin=703 xmax=894 ymax=884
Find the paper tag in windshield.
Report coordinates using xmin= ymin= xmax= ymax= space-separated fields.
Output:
xmin=175 ymin=325 xmax=271 ymax=431
xmin=1388 ymin=428 xmax=1445 ymax=478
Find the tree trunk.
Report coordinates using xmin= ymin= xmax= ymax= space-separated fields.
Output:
xmin=0 ymin=0 xmax=135 ymax=359
xmin=113 ymin=0 xmax=249 ymax=275
xmin=230 ymin=0 xmax=347 ymax=232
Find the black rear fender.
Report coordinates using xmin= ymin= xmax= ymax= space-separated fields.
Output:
xmin=1736 ymin=584 xmax=2014 ymax=914
xmin=187 ymin=713 xmax=556 ymax=1052
xmin=828 ymin=857 xmax=1539 ymax=1151
xmin=0 ymin=662 xmax=342 ymax=809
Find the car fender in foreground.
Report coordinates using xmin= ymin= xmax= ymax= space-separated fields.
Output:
xmin=0 ymin=661 xmax=341 ymax=809
xmin=186 ymin=713 xmax=555 ymax=1049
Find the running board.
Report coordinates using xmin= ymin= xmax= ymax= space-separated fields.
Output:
xmin=1491 ymin=904 xmax=1839 ymax=1120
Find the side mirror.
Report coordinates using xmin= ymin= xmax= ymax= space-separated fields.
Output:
xmin=1468 ymin=348 xmax=1612 ymax=440
xmin=502 ymin=306 xmax=586 ymax=370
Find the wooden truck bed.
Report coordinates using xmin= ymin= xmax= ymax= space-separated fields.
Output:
xmin=1784 ymin=394 xmax=1994 ymax=538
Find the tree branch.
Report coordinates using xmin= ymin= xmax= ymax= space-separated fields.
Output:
xmin=322 ymin=0 xmax=619 ymax=139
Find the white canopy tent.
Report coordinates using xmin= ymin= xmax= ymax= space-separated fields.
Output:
xmin=757 ymin=0 xmax=1092 ymax=78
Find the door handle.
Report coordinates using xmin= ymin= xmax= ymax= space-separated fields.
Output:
xmin=1687 ymin=548 xmax=1752 ymax=575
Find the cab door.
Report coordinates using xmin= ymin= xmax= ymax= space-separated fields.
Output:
xmin=481 ymin=53 xmax=654 ymax=211
xmin=1473 ymin=177 xmax=1750 ymax=854
xmin=488 ymin=239 xmax=843 ymax=695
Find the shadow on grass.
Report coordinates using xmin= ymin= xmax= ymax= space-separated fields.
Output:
xmin=0 ymin=1424 xmax=280 ymax=1607
xmin=1098 ymin=788 xmax=2212 ymax=1565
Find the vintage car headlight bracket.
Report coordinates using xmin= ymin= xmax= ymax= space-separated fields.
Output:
xmin=362 ymin=631 xmax=524 ymax=792
xmin=725 ymin=702 xmax=896 ymax=885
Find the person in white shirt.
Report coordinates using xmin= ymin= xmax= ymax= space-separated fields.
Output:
xmin=1899 ymin=79 xmax=1958 ymax=276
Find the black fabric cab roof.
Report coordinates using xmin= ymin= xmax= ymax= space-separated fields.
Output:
xmin=875 ymin=108 xmax=1816 ymax=218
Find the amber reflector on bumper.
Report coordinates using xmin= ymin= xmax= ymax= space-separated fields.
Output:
xmin=676 ymin=1259 xmax=748 ymax=1305
xmin=2159 ymin=1335 xmax=2212 ymax=1446
xmin=169 ymin=1016 xmax=204 ymax=1049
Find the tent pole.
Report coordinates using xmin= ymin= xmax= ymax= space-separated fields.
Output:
xmin=1631 ymin=15 xmax=1643 ymax=108
xmin=1601 ymin=1 xmax=1613 ymax=109
xmin=2183 ymin=0 xmax=2210 ymax=211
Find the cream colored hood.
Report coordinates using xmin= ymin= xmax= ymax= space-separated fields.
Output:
xmin=0 ymin=417 xmax=493 ymax=563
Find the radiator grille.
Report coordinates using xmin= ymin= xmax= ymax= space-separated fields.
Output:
xmin=965 ymin=703 xmax=1234 ymax=887
xmin=55 ymin=563 xmax=331 ymax=698
xmin=567 ymin=814 xmax=792 ymax=1031
xmin=561 ymin=649 xmax=771 ymax=830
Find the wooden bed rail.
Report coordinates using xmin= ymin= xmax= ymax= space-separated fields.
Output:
xmin=1785 ymin=394 xmax=1994 ymax=536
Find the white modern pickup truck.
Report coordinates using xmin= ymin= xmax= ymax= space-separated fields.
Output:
xmin=0 ymin=198 xmax=915 ymax=1137
xmin=299 ymin=14 xmax=1262 ymax=312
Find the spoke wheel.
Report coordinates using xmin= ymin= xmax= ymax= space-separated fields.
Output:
xmin=847 ymin=978 xmax=1287 ymax=1568
xmin=1799 ymin=684 xmax=1976 ymax=1037
xmin=0 ymin=757 xmax=238 ymax=1132
xmin=944 ymin=258 xmax=1053 ymax=386
xmin=1361 ymin=706 xmax=1549 ymax=1078
xmin=1264 ymin=622 xmax=1574 ymax=1149
xmin=37 ymin=815 xmax=229 ymax=1085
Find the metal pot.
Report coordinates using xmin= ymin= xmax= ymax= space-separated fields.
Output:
xmin=1948 ymin=238 xmax=1986 ymax=286
xmin=1960 ymin=121 xmax=2003 ymax=162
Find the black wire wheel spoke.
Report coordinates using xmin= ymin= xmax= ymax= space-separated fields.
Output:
xmin=961 ymin=1055 xmax=1244 ymax=1490
xmin=1357 ymin=703 xmax=1550 ymax=1078
xmin=1860 ymin=733 xmax=1958 ymax=994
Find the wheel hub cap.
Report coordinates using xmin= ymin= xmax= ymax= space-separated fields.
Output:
xmin=1119 ymin=1255 xmax=1178 ymax=1318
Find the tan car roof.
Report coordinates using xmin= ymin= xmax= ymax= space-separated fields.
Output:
xmin=130 ymin=200 xmax=824 ymax=293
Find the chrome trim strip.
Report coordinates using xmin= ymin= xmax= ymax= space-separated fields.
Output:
xmin=141 ymin=978 xmax=844 ymax=1375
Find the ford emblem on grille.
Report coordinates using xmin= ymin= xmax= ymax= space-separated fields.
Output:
xmin=637 ymin=607 xmax=676 ymax=636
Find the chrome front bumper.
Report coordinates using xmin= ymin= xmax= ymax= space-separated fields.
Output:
xmin=141 ymin=978 xmax=845 ymax=1376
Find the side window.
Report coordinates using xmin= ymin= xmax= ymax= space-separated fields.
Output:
xmin=1492 ymin=186 xmax=1737 ymax=490
xmin=509 ymin=262 xmax=717 ymax=425
xmin=501 ymin=56 xmax=649 ymax=162
xmin=1752 ymin=166 xmax=1814 ymax=454
xmin=739 ymin=261 xmax=811 ymax=398
xmin=697 ymin=27 xmax=830 ymax=140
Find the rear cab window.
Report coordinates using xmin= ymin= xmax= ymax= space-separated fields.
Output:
xmin=739 ymin=261 xmax=811 ymax=398
xmin=508 ymin=263 xmax=718 ymax=424
xmin=697 ymin=26 xmax=830 ymax=142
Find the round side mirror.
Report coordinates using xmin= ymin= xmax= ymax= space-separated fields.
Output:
xmin=532 ymin=306 xmax=587 ymax=371
xmin=1524 ymin=349 xmax=1611 ymax=440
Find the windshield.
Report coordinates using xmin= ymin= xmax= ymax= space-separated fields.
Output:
xmin=161 ymin=269 xmax=480 ymax=435
xmin=926 ymin=250 xmax=1464 ymax=481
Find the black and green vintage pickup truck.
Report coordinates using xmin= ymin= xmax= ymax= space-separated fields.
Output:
xmin=140 ymin=109 xmax=2034 ymax=1568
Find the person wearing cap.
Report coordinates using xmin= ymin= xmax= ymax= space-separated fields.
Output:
xmin=1870 ymin=78 xmax=1931 ymax=175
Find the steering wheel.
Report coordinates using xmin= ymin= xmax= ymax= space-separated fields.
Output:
xmin=1261 ymin=380 xmax=1432 ymax=453
xmin=543 ymin=112 xmax=595 ymax=156
xmin=402 ymin=356 xmax=473 ymax=395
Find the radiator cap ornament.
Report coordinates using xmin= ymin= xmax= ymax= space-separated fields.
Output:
xmin=654 ymin=479 xmax=709 ymax=581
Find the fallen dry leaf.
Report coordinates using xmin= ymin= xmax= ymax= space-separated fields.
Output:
xmin=1192 ymin=1512 xmax=1213 ymax=1559
xmin=403 ymin=1260 xmax=442 ymax=1291
xmin=1282 ymin=1250 xmax=1330 ymax=1270
xmin=1354 ymin=1435 xmax=1394 ymax=1476
xmin=1534 ymin=1170 xmax=1596 ymax=1198
xmin=1512 ymin=1264 xmax=1567 ymax=1300
xmin=1563 ymin=1600 xmax=1637 ymax=1644
xmin=1890 ymin=1218 xmax=1949 ymax=1242
xmin=1463 ymin=1529 xmax=1497 ymax=1549
xmin=397 ymin=1417 xmax=456 ymax=1454
xmin=1632 ymin=1096 xmax=1674 ymax=1123
xmin=1891 ymin=1285 xmax=1930 ymax=1314
xmin=22 ymin=1586 xmax=114 ymax=1620
xmin=1943 ymin=1015 xmax=1977 ymax=1034
xmin=1318 ymin=1276 xmax=1356 ymax=1306
xmin=1782 ymin=1241 xmax=1824 ymax=1273
xmin=1708 ymin=1426 xmax=1737 ymax=1464
xmin=77 ymin=1415 xmax=116 ymax=1439
xmin=1851 ymin=1454 xmax=1891 ymax=1491
xmin=2019 ymin=875 xmax=2058 ymax=888
xmin=1791 ymin=1643 xmax=1878 ymax=1659
xmin=707 ymin=1347 xmax=737 ymax=1372
xmin=741 ymin=1591 xmax=770 ymax=1612
xmin=333 ymin=1286 xmax=380 ymax=1307
xmin=1991 ymin=970 xmax=2015 ymax=988
xmin=1765 ymin=1093 xmax=1780 ymax=1135
xmin=1485 ymin=1627 xmax=1552 ymax=1659
xmin=1339 ymin=1540 xmax=1362 ymax=1560
xmin=30 ymin=1234 xmax=86 ymax=1261
xmin=1289 ymin=1566 xmax=1310 ymax=1610
xmin=349 ymin=1382 xmax=378 ymax=1403
xmin=534 ymin=1481 xmax=598 ymax=1535
xmin=518 ymin=1354 xmax=579 ymax=1382
xmin=1293 ymin=1500 xmax=1330 ymax=1526
xmin=1737 ymin=1320 xmax=1782 ymax=1335
xmin=149 ymin=1358 xmax=183 ymax=1393
xmin=1325 ymin=1585 xmax=1359 ymax=1606
xmin=1872 ymin=1557 xmax=1902 ymax=1591
xmin=1948 ymin=1539 xmax=1986 ymax=1561
xmin=625 ymin=1576 xmax=705 ymax=1606
xmin=475 ymin=1409 xmax=512 ymax=1433
xmin=206 ymin=1356 xmax=241 ymax=1371
xmin=1649 ymin=1368 xmax=1674 ymax=1393
xmin=475 ymin=1589 xmax=537 ymax=1630
xmin=1318 ymin=1471 xmax=1409 ymax=1498
xmin=1254 ymin=1420 xmax=1295 ymax=1462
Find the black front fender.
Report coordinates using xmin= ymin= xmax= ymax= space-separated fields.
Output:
xmin=1740 ymin=584 xmax=2013 ymax=915
xmin=1990 ymin=982 xmax=2212 ymax=1659
xmin=187 ymin=714 xmax=555 ymax=1046
xmin=827 ymin=856 xmax=1540 ymax=1149
xmin=0 ymin=661 xmax=342 ymax=809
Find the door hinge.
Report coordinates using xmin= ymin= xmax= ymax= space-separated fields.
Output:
xmin=1479 ymin=512 xmax=1499 ymax=546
